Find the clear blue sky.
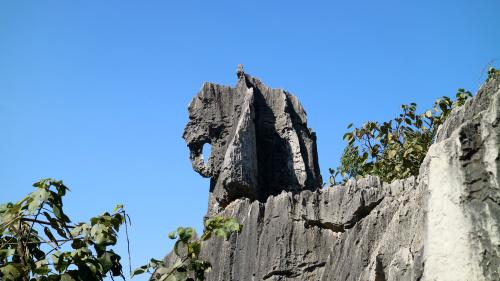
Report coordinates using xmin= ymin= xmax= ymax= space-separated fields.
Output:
xmin=1 ymin=1 xmax=499 ymax=280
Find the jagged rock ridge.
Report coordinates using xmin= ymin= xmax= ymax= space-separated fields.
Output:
xmin=174 ymin=69 xmax=500 ymax=280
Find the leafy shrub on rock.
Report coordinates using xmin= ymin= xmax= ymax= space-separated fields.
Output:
xmin=487 ymin=66 xmax=500 ymax=82
xmin=329 ymin=88 xmax=474 ymax=185
xmin=330 ymin=66 xmax=500 ymax=184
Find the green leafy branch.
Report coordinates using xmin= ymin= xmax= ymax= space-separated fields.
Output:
xmin=0 ymin=179 xmax=129 ymax=281
xmin=132 ymin=216 xmax=242 ymax=281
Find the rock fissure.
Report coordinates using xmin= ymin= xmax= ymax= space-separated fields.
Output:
xmin=301 ymin=215 xmax=345 ymax=233
xmin=344 ymin=197 xmax=385 ymax=230
xmin=374 ymin=255 xmax=386 ymax=281
xmin=263 ymin=269 xmax=299 ymax=280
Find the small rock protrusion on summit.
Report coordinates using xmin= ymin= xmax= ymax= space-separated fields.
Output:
xmin=236 ymin=64 xmax=245 ymax=78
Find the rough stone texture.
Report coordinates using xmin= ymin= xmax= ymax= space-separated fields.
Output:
xmin=197 ymin=176 xmax=423 ymax=281
xmin=183 ymin=66 xmax=322 ymax=215
xmin=169 ymin=72 xmax=500 ymax=280
xmin=421 ymin=76 xmax=500 ymax=281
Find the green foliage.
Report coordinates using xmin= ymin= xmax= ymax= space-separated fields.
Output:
xmin=132 ymin=216 xmax=242 ymax=281
xmin=329 ymin=88 xmax=474 ymax=184
xmin=0 ymin=179 xmax=128 ymax=281
xmin=1 ymin=179 xmax=243 ymax=281
xmin=487 ymin=66 xmax=500 ymax=82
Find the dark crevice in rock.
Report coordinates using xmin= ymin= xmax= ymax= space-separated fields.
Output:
xmin=374 ymin=255 xmax=386 ymax=281
xmin=302 ymin=215 xmax=345 ymax=233
xmin=303 ymin=262 xmax=326 ymax=273
xmin=227 ymin=232 xmax=237 ymax=281
xmin=344 ymin=197 xmax=385 ymax=230
xmin=458 ymin=122 xmax=482 ymax=161
xmin=263 ymin=269 xmax=299 ymax=280
xmin=492 ymin=117 xmax=500 ymax=128
xmin=254 ymin=202 xmax=266 ymax=275
xmin=300 ymin=193 xmax=385 ymax=233
xmin=253 ymin=85 xmax=298 ymax=198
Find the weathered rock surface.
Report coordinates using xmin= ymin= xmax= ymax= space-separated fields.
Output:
xmin=183 ymin=66 xmax=322 ymax=215
xmin=200 ymin=176 xmax=423 ymax=281
xmin=422 ymin=77 xmax=500 ymax=280
xmin=171 ymin=71 xmax=500 ymax=280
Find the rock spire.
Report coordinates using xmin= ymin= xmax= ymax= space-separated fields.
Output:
xmin=183 ymin=67 xmax=322 ymax=214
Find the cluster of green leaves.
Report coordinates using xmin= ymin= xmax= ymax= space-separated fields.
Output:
xmin=132 ymin=216 xmax=242 ymax=281
xmin=329 ymin=88 xmax=473 ymax=184
xmin=0 ymin=179 xmax=128 ymax=281
xmin=487 ymin=66 xmax=500 ymax=82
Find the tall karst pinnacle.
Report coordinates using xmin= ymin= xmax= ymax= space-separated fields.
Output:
xmin=183 ymin=66 xmax=322 ymax=214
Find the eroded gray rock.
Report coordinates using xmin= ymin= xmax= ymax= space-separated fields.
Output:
xmin=421 ymin=77 xmax=500 ymax=281
xmin=183 ymin=66 xmax=322 ymax=214
xmin=197 ymin=176 xmax=423 ymax=281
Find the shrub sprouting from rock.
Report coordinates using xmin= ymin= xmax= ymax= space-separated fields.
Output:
xmin=329 ymin=87 xmax=476 ymax=185
xmin=330 ymin=65 xmax=500 ymax=184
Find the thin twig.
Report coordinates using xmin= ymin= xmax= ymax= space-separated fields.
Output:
xmin=28 ymin=203 xmax=44 ymax=236
xmin=21 ymin=218 xmax=75 ymax=229
xmin=16 ymin=220 xmax=29 ymax=281
xmin=2 ymin=238 xmax=75 ymax=246
xmin=45 ymin=239 xmax=71 ymax=256
xmin=124 ymin=211 xmax=132 ymax=277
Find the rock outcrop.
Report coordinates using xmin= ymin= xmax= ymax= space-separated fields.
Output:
xmin=174 ymin=69 xmax=500 ymax=280
xmin=421 ymin=77 xmax=500 ymax=280
xmin=183 ymin=65 xmax=322 ymax=215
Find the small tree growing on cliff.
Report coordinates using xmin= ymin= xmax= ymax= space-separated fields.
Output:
xmin=329 ymin=88 xmax=474 ymax=184
xmin=330 ymin=66 xmax=500 ymax=184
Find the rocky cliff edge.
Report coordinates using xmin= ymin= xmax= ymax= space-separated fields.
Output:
xmin=172 ymin=69 xmax=499 ymax=281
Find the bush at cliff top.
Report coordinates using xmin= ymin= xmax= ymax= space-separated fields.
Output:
xmin=329 ymin=90 xmax=472 ymax=184
xmin=328 ymin=91 xmax=461 ymax=183
xmin=330 ymin=67 xmax=499 ymax=184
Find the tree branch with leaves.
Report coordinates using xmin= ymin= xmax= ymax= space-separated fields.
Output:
xmin=132 ymin=216 xmax=242 ymax=281
xmin=0 ymin=179 xmax=129 ymax=281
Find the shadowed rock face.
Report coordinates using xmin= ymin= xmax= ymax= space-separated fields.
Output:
xmin=183 ymin=67 xmax=322 ymax=214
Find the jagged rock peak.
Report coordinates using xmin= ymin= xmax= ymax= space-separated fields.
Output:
xmin=183 ymin=67 xmax=322 ymax=215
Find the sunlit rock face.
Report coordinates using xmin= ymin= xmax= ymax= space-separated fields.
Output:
xmin=421 ymin=77 xmax=500 ymax=281
xmin=174 ymin=69 xmax=499 ymax=281
xmin=183 ymin=66 xmax=322 ymax=215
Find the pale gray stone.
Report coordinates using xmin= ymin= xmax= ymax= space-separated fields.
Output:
xmin=182 ymin=66 xmax=322 ymax=215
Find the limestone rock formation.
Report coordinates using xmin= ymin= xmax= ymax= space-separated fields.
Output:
xmin=197 ymin=176 xmax=424 ymax=281
xmin=421 ymin=77 xmax=500 ymax=280
xmin=183 ymin=66 xmax=322 ymax=215
xmin=173 ymin=70 xmax=499 ymax=280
